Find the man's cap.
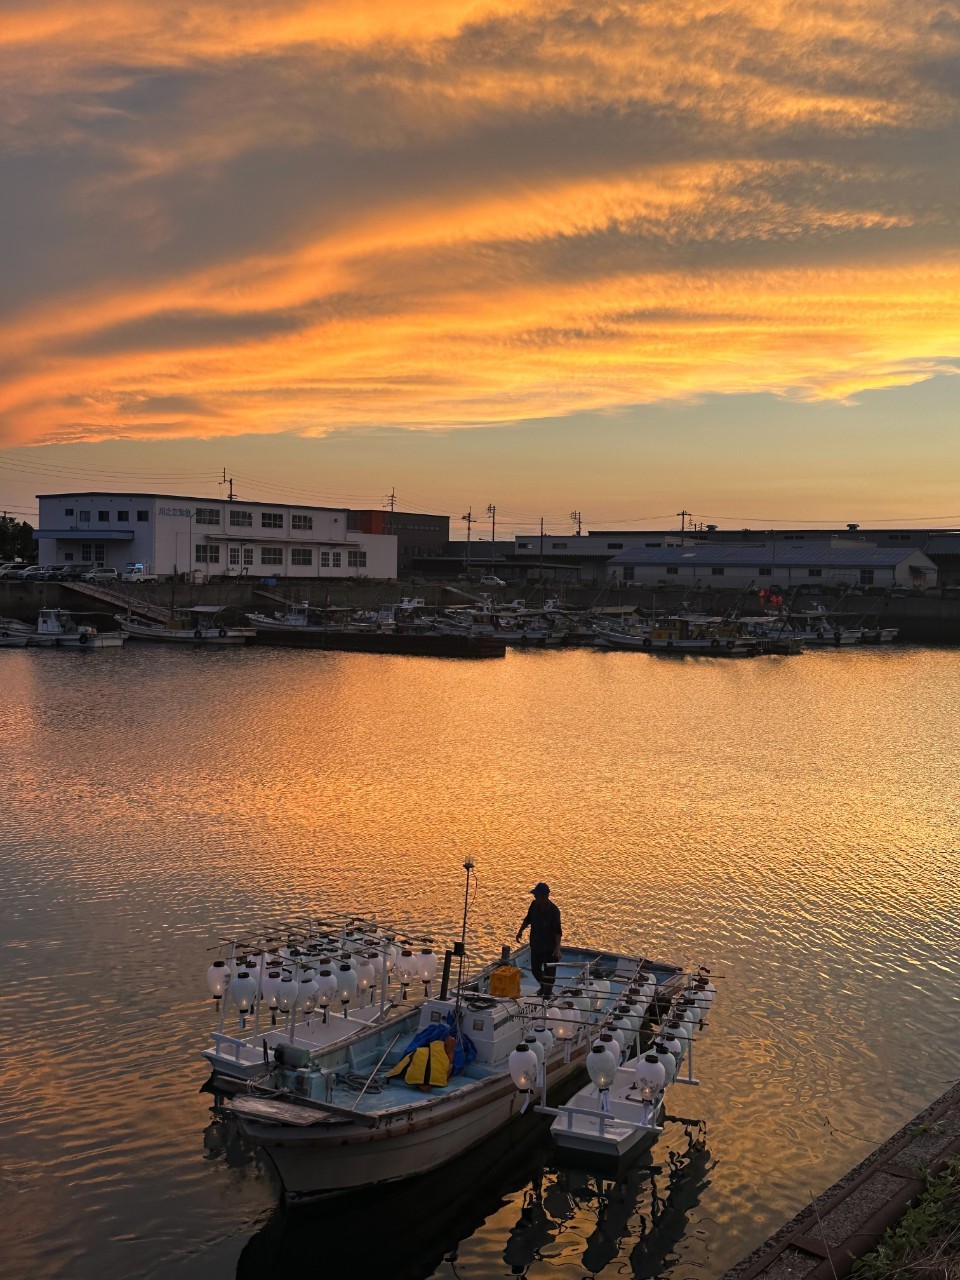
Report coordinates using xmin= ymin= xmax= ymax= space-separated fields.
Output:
xmin=530 ymin=882 xmax=550 ymax=896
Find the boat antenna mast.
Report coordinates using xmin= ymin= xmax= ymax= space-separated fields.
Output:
xmin=453 ymin=857 xmax=475 ymax=1018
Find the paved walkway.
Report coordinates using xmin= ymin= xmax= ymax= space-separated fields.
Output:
xmin=722 ymin=1080 xmax=960 ymax=1280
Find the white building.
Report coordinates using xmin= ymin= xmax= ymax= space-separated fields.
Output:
xmin=607 ymin=540 xmax=937 ymax=590
xmin=35 ymin=493 xmax=397 ymax=580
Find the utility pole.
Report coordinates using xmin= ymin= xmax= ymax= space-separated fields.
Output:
xmin=570 ymin=510 xmax=582 ymax=536
xmin=677 ymin=509 xmax=690 ymax=535
xmin=222 ymin=468 xmax=235 ymax=501
xmin=461 ymin=509 xmax=475 ymax=573
xmin=539 ymin=516 xmax=545 ymax=582
xmin=384 ymin=487 xmax=397 ymax=512
xmin=487 ymin=504 xmax=496 ymax=568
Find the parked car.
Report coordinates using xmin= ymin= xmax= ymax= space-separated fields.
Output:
xmin=14 ymin=564 xmax=46 ymax=580
xmin=121 ymin=563 xmax=159 ymax=583
xmin=0 ymin=563 xmax=26 ymax=578
xmin=36 ymin=564 xmax=70 ymax=580
xmin=81 ymin=567 xmax=120 ymax=582
xmin=60 ymin=564 xmax=93 ymax=580
xmin=479 ymin=574 xmax=506 ymax=587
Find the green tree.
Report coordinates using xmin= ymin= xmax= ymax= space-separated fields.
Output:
xmin=0 ymin=517 xmax=35 ymax=562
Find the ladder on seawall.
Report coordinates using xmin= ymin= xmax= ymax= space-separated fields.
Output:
xmin=63 ymin=581 xmax=171 ymax=622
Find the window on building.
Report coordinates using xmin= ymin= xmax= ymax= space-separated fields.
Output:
xmin=622 ymin=566 xmax=634 ymax=581
xmin=261 ymin=512 xmax=283 ymax=529
xmin=808 ymin=568 xmax=822 ymax=577
xmin=551 ymin=542 xmax=567 ymax=549
xmin=320 ymin=551 xmax=330 ymax=567
xmin=117 ymin=510 xmax=129 ymax=522
xmin=887 ymin=534 xmax=911 ymax=542
xmin=64 ymin=507 xmax=74 ymax=517
xmin=332 ymin=551 xmax=342 ymax=568
xmin=94 ymin=543 xmax=106 ymax=566
xmin=860 ymin=569 xmax=875 ymax=585
xmin=137 ymin=510 xmax=149 ymax=522
xmin=666 ymin=567 xmax=679 ymax=575
xmin=784 ymin=534 xmax=804 ymax=540
xmin=195 ymin=544 xmax=220 ymax=563
xmin=98 ymin=511 xmax=110 ymax=522
xmin=711 ymin=567 xmax=725 ymax=576
xmin=81 ymin=543 xmax=92 ymax=562
xmin=292 ymin=514 xmax=313 ymax=531
xmin=79 ymin=511 xmax=90 ymax=522
xmin=645 ymin=542 xmax=662 ymax=547
xmin=64 ymin=552 xmax=74 ymax=561
xmin=607 ymin=543 xmax=623 ymax=550
xmin=261 ymin=547 xmax=283 ymax=565
xmin=291 ymin=548 xmax=313 ymax=566
xmin=243 ymin=547 xmax=253 ymax=566
xmin=229 ymin=547 xmax=240 ymax=566
xmin=518 ymin=541 xmax=533 ymax=550
xmin=758 ymin=567 xmax=772 ymax=576
xmin=229 ymin=509 xmax=253 ymax=527
xmin=347 ymin=549 xmax=366 ymax=568
xmin=195 ymin=507 xmax=220 ymax=525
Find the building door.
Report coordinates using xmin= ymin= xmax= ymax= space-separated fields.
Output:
xmin=94 ymin=543 xmax=106 ymax=566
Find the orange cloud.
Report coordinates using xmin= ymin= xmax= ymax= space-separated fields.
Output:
xmin=0 ymin=1 xmax=957 ymax=446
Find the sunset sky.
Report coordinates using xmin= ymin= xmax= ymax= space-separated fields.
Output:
xmin=2 ymin=0 xmax=958 ymax=532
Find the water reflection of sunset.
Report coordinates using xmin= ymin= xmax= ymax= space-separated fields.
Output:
xmin=3 ymin=645 xmax=960 ymax=1275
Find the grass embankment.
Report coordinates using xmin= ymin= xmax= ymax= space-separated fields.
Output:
xmin=856 ymin=1157 xmax=960 ymax=1280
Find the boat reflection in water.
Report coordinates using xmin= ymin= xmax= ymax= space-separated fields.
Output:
xmin=216 ymin=1106 xmax=710 ymax=1279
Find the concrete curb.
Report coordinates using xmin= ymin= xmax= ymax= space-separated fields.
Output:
xmin=722 ymin=1081 xmax=960 ymax=1280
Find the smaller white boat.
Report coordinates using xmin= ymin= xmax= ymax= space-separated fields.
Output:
xmin=117 ymin=605 xmax=254 ymax=644
xmin=547 ymin=970 xmax=716 ymax=1158
xmin=27 ymin=608 xmax=125 ymax=648
xmin=246 ymin=602 xmax=312 ymax=629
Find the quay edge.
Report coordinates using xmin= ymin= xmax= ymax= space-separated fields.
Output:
xmin=721 ymin=1079 xmax=960 ymax=1280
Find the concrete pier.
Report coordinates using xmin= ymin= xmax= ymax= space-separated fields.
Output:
xmin=722 ymin=1081 xmax=960 ymax=1280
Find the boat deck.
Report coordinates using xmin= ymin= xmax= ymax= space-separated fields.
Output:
xmin=244 ymin=947 xmax=682 ymax=1120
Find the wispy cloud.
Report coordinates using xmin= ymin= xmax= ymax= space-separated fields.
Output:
xmin=1 ymin=0 xmax=958 ymax=445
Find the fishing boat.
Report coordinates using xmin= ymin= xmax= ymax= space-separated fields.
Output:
xmin=547 ymin=972 xmax=716 ymax=1158
xmin=219 ymin=864 xmax=710 ymax=1199
xmin=116 ymin=604 xmax=254 ymax=644
xmin=596 ymin=615 xmax=758 ymax=655
xmin=26 ymin=608 xmax=125 ymax=648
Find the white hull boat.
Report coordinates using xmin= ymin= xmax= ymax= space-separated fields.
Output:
xmin=225 ymin=940 xmax=694 ymax=1199
xmin=27 ymin=608 xmax=125 ymax=648
xmin=117 ymin=605 xmax=254 ymax=644
xmin=547 ymin=972 xmax=715 ymax=1159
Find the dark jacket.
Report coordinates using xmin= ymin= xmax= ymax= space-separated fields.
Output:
xmin=520 ymin=899 xmax=562 ymax=953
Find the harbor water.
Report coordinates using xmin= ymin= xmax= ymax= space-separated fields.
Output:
xmin=1 ymin=644 xmax=959 ymax=1279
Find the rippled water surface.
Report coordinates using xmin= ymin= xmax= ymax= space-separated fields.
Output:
xmin=2 ymin=645 xmax=959 ymax=1279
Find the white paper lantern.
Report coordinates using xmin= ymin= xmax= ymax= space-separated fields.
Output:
xmin=508 ymin=1043 xmax=538 ymax=1092
xmin=206 ymin=960 xmax=229 ymax=999
xmin=586 ymin=1043 xmax=618 ymax=1091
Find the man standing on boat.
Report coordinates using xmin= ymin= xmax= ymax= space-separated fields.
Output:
xmin=516 ymin=882 xmax=562 ymax=997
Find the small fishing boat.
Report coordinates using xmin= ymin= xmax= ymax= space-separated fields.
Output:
xmin=117 ymin=605 xmax=254 ymax=644
xmin=26 ymin=608 xmax=125 ymax=648
xmin=596 ymin=615 xmax=758 ymax=655
xmin=217 ymin=863 xmax=712 ymax=1199
xmin=547 ymin=972 xmax=716 ymax=1158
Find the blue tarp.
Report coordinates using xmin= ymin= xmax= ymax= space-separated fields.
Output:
xmin=397 ymin=1012 xmax=477 ymax=1075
